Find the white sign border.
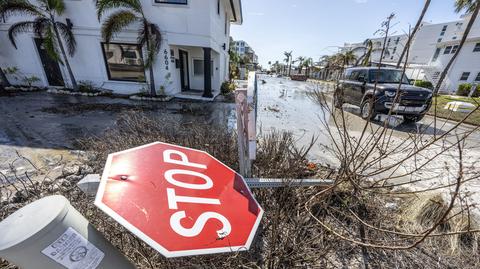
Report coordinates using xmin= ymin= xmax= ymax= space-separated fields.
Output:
xmin=94 ymin=142 xmax=264 ymax=258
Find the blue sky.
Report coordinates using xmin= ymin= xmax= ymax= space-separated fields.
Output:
xmin=231 ymin=0 xmax=465 ymax=67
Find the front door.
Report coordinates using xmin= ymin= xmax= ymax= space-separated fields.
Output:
xmin=179 ymin=50 xmax=190 ymax=91
xmin=34 ymin=38 xmax=65 ymax=87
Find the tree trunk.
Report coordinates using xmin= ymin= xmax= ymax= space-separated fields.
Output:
xmin=397 ymin=0 xmax=431 ymax=68
xmin=145 ymin=27 xmax=156 ymax=97
xmin=434 ymin=5 xmax=480 ymax=94
xmin=51 ymin=16 xmax=78 ymax=91
xmin=288 ymin=59 xmax=292 ymax=77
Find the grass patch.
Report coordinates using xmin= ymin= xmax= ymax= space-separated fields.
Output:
xmin=427 ymin=95 xmax=480 ymax=126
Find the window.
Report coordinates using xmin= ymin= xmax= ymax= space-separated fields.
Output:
xmin=475 ymin=72 xmax=480 ymax=82
xmin=451 ymin=45 xmax=459 ymax=54
xmin=432 ymin=48 xmax=441 ymax=62
xmin=474 ymin=43 xmax=480 ymax=52
xmin=225 ymin=12 xmax=228 ymax=35
xmin=452 ymin=36 xmax=457 ymax=40
xmin=101 ymin=43 xmax=145 ymax=82
xmin=444 ymin=46 xmax=452 ymax=54
xmin=217 ymin=0 xmax=220 ymax=14
xmin=460 ymin=72 xmax=470 ymax=81
xmin=193 ymin=60 xmax=214 ymax=76
xmin=437 ymin=38 xmax=442 ymax=43
xmin=155 ymin=0 xmax=187 ymax=4
xmin=440 ymin=25 xmax=447 ymax=36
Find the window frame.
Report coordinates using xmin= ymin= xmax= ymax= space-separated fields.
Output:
xmin=444 ymin=46 xmax=452 ymax=54
xmin=459 ymin=72 xmax=470 ymax=81
xmin=475 ymin=72 xmax=480 ymax=82
xmin=100 ymin=42 xmax=147 ymax=83
xmin=451 ymin=45 xmax=459 ymax=54
xmin=473 ymin=43 xmax=480 ymax=52
xmin=154 ymin=0 xmax=187 ymax=5
xmin=192 ymin=59 xmax=214 ymax=77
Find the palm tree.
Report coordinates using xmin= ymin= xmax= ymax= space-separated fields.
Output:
xmin=284 ymin=51 xmax=292 ymax=76
xmin=296 ymin=56 xmax=305 ymax=74
xmin=343 ymin=51 xmax=357 ymax=66
xmin=0 ymin=0 xmax=78 ymax=90
xmin=354 ymin=39 xmax=389 ymax=66
xmin=97 ymin=0 xmax=162 ymax=96
xmin=0 ymin=67 xmax=10 ymax=93
xmin=303 ymin=57 xmax=313 ymax=77
xmin=434 ymin=0 xmax=480 ymax=94
xmin=396 ymin=0 xmax=431 ymax=68
xmin=229 ymin=49 xmax=240 ymax=80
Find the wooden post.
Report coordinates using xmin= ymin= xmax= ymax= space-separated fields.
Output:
xmin=235 ymin=88 xmax=249 ymax=176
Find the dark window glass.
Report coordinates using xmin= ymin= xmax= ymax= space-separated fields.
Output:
xmin=451 ymin=45 xmax=459 ymax=54
xmin=474 ymin=43 xmax=480 ymax=52
xmin=460 ymin=72 xmax=470 ymax=81
xmin=432 ymin=48 xmax=441 ymax=62
xmin=475 ymin=72 xmax=480 ymax=82
xmin=444 ymin=46 xmax=452 ymax=54
xmin=442 ymin=25 xmax=448 ymax=31
xmin=369 ymin=69 xmax=410 ymax=84
xmin=155 ymin=0 xmax=187 ymax=4
xmin=193 ymin=60 xmax=214 ymax=76
xmin=217 ymin=0 xmax=220 ymax=14
xmin=102 ymin=43 xmax=146 ymax=82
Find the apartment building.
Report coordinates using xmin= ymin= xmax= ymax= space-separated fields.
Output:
xmin=232 ymin=40 xmax=258 ymax=67
xmin=341 ymin=13 xmax=480 ymax=93
xmin=0 ymin=0 xmax=243 ymax=99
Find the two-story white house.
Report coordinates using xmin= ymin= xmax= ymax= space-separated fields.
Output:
xmin=341 ymin=13 xmax=480 ymax=93
xmin=0 ymin=0 xmax=243 ymax=99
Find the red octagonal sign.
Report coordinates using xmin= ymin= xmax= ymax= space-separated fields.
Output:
xmin=95 ymin=142 xmax=263 ymax=258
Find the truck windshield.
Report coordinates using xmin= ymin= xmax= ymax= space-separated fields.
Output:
xmin=369 ymin=69 xmax=410 ymax=84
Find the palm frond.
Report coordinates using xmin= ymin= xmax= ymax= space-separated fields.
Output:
xmin=55 ymin=21 xmax=76 ymax=56
xmin=101 ymin=10 xmax=138 ymax=43
xmin=33 ymin=17 xmax=50 ymax=37
xmin=43 ymin=27 xmax=62 ymax=64
xmin=0 ymin=0 xmax=42 ymax=20
xmin=96 ymin=0 xmax=142 ymax=20
xmin=454 ymin=0 xmax=478 ymax=13
xmin=49 ymin=0 xmax=66 ymax=15
xmin=149 ymin=22 xmax=162 ymax=52
xmin=137 ymin=21 xmax=147 ymax=47
xmin=8 ymin=21 xmax=35 ymax=48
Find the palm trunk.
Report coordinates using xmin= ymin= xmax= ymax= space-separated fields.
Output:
xmin=434 ymin=5 xmax=480 ymax=94
xmin=288 ymin=59 xmax=292 ymax=77
xmin=51 ymin=16 xmax=78 ymax=91
xmin=397 ymin=0 xmax=431 ymax=68
xmin=144 ymin=23 xmax=156 ymax=96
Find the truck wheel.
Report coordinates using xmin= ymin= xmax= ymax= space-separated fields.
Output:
xmin=404 ymin=114 xmax=425 ymax=123
xmin=360 ymin=97 xmax=377 ymax=121
xmin=333 ymin=90 xmax=343 ymax=109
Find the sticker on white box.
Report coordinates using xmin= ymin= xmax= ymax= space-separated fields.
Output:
xmin=42 ymin=227 xmax=104 ymax=269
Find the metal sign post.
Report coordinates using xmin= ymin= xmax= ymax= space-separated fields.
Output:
xmin=0 ymin=195 xmax=135 ymax=269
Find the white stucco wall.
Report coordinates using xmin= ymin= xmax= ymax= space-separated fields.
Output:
xmin=0 ymin=0 xmax=238 ymax=95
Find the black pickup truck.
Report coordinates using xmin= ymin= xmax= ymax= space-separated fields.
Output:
xmin=334 ymin=67 xmax=433 ymax=123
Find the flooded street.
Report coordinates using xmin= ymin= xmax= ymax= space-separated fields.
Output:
xmin=0 ymin=92 xmax=235 ymax=181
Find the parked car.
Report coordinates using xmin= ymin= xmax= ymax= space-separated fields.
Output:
xmin=334 ymin=67 xmax=433 ymax=123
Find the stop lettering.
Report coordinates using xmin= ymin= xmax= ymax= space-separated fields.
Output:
xmin=95 ymin=142 xmax=264 ymax=258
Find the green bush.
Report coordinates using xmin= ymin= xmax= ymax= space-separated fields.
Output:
xmin=221 ymin=81 xmax=236 ymax=95
xmin=414 ymin=80 xmax=433 ymax=90
xmin=456 ymin=83 xmax=473 ymax=97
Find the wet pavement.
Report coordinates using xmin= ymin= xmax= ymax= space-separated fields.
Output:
xmin=0 ymin=92 xmax=235 ymax=178
xmin=256 ymin=75 xmax=480 ymax=167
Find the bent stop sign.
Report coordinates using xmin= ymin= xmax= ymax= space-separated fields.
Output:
xmin=95 ymin=142 xmax=263 ymax=258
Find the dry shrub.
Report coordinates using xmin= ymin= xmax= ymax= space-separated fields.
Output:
xmin=401 ymin=194 xmax=449 ymax=231
xmin=3 ymin=112 xmax=480 ymax=268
